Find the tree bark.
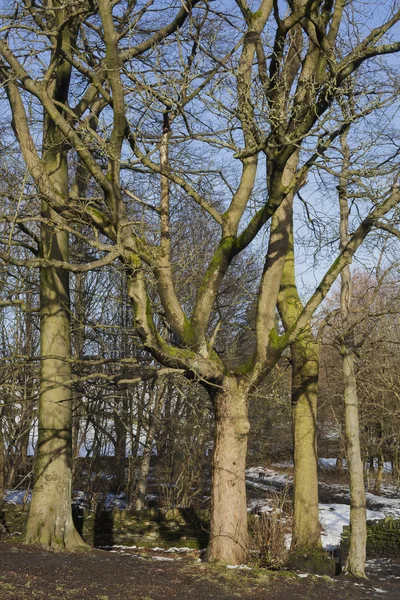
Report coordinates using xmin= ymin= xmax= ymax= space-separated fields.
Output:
xmin=374 ymin=453 xmax=384 ymax=494
xmin=339 ymin=128 xmax=366 ymax=577
xmin=114 ymin=398 xmax=128 ymax=492
xmin=342 ymin=342 xmax=367 ymax=575
xmin=275 ymin=182 xmax=322 ymax=551
xmin=290 ymin=336 xmax=322 ymax=550
xmin=208 ymin=377 xmax=250 ymax=564
xmin=24 ymin=97 xmax=86 ymax=548
xmin=24 ymin=224 xmax=86 ymax=548
xmin=135 ymin=384 xmax=164 ymax=511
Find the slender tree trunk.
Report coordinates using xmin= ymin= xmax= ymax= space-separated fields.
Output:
xmin=127 ymin=384 xmax=146 ymax=509
xmin=114 ymin=398 xmax=127 ymax=491
xmin=339 ymin=127 xmax=366 ymax=577
xmin=208 ymin=377 xmax=250 ymax=565
xmin=336 ymin=452 xmax=344 ymax=474
xmin=135 ymin=384 xmax=164 ymax=510
xmin=290 ymin=336 xmax=322 ymax=550
xmin=0 ymin=409 xmax=4 ymax=501
xmin=342 ymin=342 xmax=367 ymax=575
xmin=393 ymin=445 xmax=399 ymax=485
xmin=374 ymin=453 xmax=384 ymax=494
xmin=21 ymin=291 xmax=34 ymax=475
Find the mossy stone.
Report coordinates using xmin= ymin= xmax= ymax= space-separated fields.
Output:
xmin=287 ymin=548 xmax=337 ymax=576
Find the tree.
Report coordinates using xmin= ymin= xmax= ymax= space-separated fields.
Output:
xmin=1 ymin=0 xmax=400 ymax=563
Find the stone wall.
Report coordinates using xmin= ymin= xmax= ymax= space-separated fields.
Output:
xmin=341 ymin=516 xmax=400 ymax=558
xmin=2 ymin=504 xmax=210 ymax=549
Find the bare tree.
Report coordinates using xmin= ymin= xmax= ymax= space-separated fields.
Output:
xmin=1 ymin=0 xmax=400 ymax=563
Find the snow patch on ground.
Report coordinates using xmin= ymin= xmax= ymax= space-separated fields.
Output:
xmin=319 ymin=504 xmax=385 ymax=550
xmin=3 ymin=490 xmax=31 ymax=504
xmin=246 ymin=467 xmax=291 ymax=488
xmin=365 ymin=492 xmax=400 ymax=519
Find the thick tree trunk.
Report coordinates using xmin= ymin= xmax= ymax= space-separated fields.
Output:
xmin=24 ymin=253 xmax=86 ymax=548
xmin=343 ymin=346 xmax=367 ymax=576
xmin=72 ymin=271 xmax=85 ymax=464
xmin=208 ymin=377 xmax=250 ymax=565
xmin=274 ymin=166 xmax=322 ymax=554
xmin=291 ymin=336 xmax=322 ymax=550
xmin=24 ymin=135 xmax=86 ymax=549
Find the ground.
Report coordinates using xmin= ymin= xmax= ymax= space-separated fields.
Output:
xmin=3 ymin=463 xmax=400 ymax=598
xmin=0 ymin=541 xmax=399 ymax=600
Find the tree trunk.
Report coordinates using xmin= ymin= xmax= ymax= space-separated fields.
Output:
xmin=72 ymin=270 xmax=85 ymax=464
xmin=343 ymin=345 xmax=367 ymax=576
xmin=339 ymin=128 xmax=366 ymax=577
xmin=274 ymin=162 xmax=322 ymax=553
xmin=336 ymin=452 xmax=344 ymax=474
xmin=24 ymin=247 xmax=86 ymax=548
xmin=127 ymin=385 xmax=145 ymax=509
xmin=393 ymin=445 xmax=399 ymax=485
xmin=290 ymin=336 xmax=322 ymax=550
xmin=24 ymin=141 xmax=86 ymax=549
xmin=135 ymin=384 xmax=164 ymax=510
xmin=114 ymin=398 xmax=127 ymax=492
xmin=374 ymin=453 xmax=384 ymax=494
xmin=208 ymin=377 xmax=250 ymax=565
xmin=0 ymin=409 xmax=4 ymax=502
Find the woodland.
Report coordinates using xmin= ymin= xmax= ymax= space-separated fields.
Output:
xmin=0 ymin=0 xmax=400 ymax=591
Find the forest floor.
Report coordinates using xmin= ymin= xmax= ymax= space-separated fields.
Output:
xmin=2 ymin=464 xmax=400 ymax=599
xmin=0 ymin=540 xmax=400 ymax=600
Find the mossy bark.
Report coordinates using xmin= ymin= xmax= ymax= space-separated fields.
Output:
xmin=24 ymin=218 xmax=86 ymax=548
xmin=290 ymin=336 xmax=322 ymax=550
xmin=208 ymin=377 xmax=250 ymax=564
xmin=275 ymin=185 xmax=322 ymax=552
xmin=24 ymin=43 xmax=87 ymax=546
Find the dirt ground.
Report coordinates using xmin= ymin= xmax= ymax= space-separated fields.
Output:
xmin=0 ymin=541 xmax=399 ymax=600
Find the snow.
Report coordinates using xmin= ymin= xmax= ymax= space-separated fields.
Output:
xmin=365 ymin=491 xmax=400 ymax=519
xmin=318 ymin=458 xmax=347 ymax=469
xmin=319 ymin=504 xmax=385 ymax=550
xmin=246 ymin=466 xmax=291 ymax=488
xmin=3 ymin=464 xmax=399 ymax=558
xmin=4 ymin=490 xmax=31 ymax=504
xmin=318 ymin=458 xmax=394 ymax=473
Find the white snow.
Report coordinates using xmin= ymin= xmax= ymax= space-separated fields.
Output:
xmin=319 ymin=504 xmax=385 ymax=550
xmin=365 ymin=491 xmax=400 ymax=519
xmin=3 ymin=464 xmax=399 ymax=558
xmin=245 ymin=467 xmax=396 ymax=551
xmin=3 ymin=490 xmax=31 ymax=504
xmin=318 ymin=458 xmax=347 ymax=469
xmin=246 ymin=467 xmax=291 ymax=487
